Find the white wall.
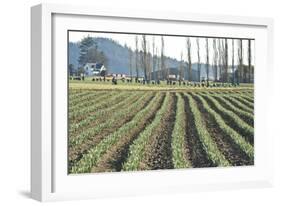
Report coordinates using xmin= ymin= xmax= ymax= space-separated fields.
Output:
xmin=0 ymin=0 xmax=280 ymax=205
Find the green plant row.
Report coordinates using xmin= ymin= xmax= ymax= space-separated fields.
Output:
xmin=69 ymin=91 xmax=118 ymax=116
xmin=69 ymin=90 xmax=105 ymax=106
xmin=185 ymin=93 xmax=230 ymax=167
xmin=69 ymin=92 xmax=142 ymax=134
xmin=122 ymin=93 xmax=171 ymax=171
xmin=222 ymin=95 xmax=254 ymax=114
xmin=200 ymin=94 xmax=254 ymax=137
xmin=69 ymin=91 xmax=128 ymax=121
xmin=232 ymin=95 xmax=254 ymax=108
xmin=209 ymin=94 xmax=254 ymax=124
xmin=195 ymin=94 xmax=254 ymax=161
xmin=69 ymin=90 xmax=92 ymax=100
xmin=223 ymin=92 xmax=254 ymax=102
xmin=69 ymin=91 xmax=155 ymax=147
xmin=71 ymin=92 xmax=164 ymax=173
xmin=69 ymin=91 xmax=108 ymax=111
xmin=171 ymin=93 xmax=192 ymax=169
xmin=210 ymin=91 xmax=254 ymax=99
xmin=237 ymin=94 xmax=254 ymax=103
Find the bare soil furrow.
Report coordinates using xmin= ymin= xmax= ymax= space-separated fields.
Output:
xmin=183 ymin=94 xmax=214 ymax=168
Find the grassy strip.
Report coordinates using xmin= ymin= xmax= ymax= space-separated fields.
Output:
xmin=70 ymin=93 xmax=164 ymax=173
xmin=122 ymin=93 xmax=171 ymax=171
xmin=69 ymin=92 xmax=154 ymax=147
xmin=195 ymin=94 xmax=254 ymax=161
xmin=69 ymin=91 xmax=127 ymax=121
xmin=69 ymin=92 xmax=141 ymax=134
xmin=200 ymin=94 xmax=254 ymax=139
xmin=210 ymin=94 xmax=254 ymax=126
xmin=171 ymin=93 xmax=192 ymax=169
xmin=184 ymin=93 xmax=230 ymax=167
xmin=70 ymin=81 xmax=253 ymax=92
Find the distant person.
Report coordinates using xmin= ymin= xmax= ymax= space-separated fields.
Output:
xmin=81 ymin=73 xmax=85 ymax=81
xmin=112 ymin=76 xmax=117 ymax=85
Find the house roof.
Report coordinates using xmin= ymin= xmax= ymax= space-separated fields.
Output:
xmin=84 ymin=63 xmax=104 ymax=69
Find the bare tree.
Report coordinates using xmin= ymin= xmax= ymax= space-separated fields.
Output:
xmin=156 ymin=47 xmax=161 ymax=81
xmin=218 ymin=39 xmax=223 ymax=81
xmin=141 ymin=35 xmax=148 ymax=83
xmin=238 ymin=39 xmax=243 ymax=84
xmin=186 ymin=37 xmax=192 ymax=81
xmin=248 ymin=39 xmax=252 ymax=83
xmin=224 ymin=38 xmax=228 ymax=82
xmin=160 ymin=36 xmax=166 ymax=80
xmin=152 ymin=36 xmax=156 ymax=81
xmin=213 ymin=39 xmax=218 ymax=81
xmin=196 ymin=38 xmax=201 ymax=82
xmin=206 ymin=38 xmax=209 ymax=85
xmin=129 ymin=47 xmax=133 ymax=81
xmin=219 ymin=39 xmax=228 ymax=83
xmin=135 ymin=36 xmax=139 ymax=82
xmin=179 ymin=51 xmax=184 ymax=81
xmin=232 ymin=39 xmax=235 ymax=84
xmin=147 ymin=42 xmax=152 ymax=82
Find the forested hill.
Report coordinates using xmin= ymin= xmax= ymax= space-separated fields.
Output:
xmin=68 ymin=37 xmax=215 ymax=80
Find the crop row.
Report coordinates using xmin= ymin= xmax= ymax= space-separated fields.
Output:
xmin=68 ymin=92 xmax=158 ymax=166
xmin=71 ymin=92 xmax=164 ymax=173
xmin=69 ymin=92 xmax=142 ymax=135
xmin=68 ymin=90 xmax=254 ymax=173
xmin=185 ymin=93 xmax=230 ymax=167
xmin=122 ymin=93 xmax=171 ymax=171
xmin=208 ymin=94 xmax=254 ymax=127
xmin=194 ymin=94 xmax=254 ymax=161
xmin=171 ymin=93 xmax=192 ymax=168
xmin=69 ymin=91 xmax=128 ymax=122
xmin=69 ymin=91 xmax=108 ymax=112
xmin=200 ymin=94 xmax=254 ymax=144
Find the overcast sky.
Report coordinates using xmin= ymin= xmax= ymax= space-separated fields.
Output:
xmin=69 ymin=31 xmax=255 ymax=65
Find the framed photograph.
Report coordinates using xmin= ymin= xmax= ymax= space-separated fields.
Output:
xmin=31 ymin=3 xmax=274 ymax=201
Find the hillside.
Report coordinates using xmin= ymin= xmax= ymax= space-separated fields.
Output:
xmin=68 ymin=37 xmax=216 ymax=81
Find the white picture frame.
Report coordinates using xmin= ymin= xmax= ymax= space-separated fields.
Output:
xmin=31 ymin=3 xmax=274 ymax=202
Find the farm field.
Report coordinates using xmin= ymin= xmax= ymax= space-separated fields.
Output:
xmin=68 ymin=82 xmax=254 ymax=174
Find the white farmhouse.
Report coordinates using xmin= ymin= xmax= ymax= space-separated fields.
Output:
xmin=84 ymin=63 xmax=107 ymax=76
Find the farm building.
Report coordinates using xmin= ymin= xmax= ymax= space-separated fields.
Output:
xmin=84 ymin=63 xmax=107 ymax=76
xmin=150 ymin=67 xmax=183 ymax=81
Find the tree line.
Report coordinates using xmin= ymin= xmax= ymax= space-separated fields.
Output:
xmin=128 ymin=35 xmax=254 ymax=85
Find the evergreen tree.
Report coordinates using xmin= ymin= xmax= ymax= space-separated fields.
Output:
xmin=78 ymin=36 xmax=95 ymax=66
